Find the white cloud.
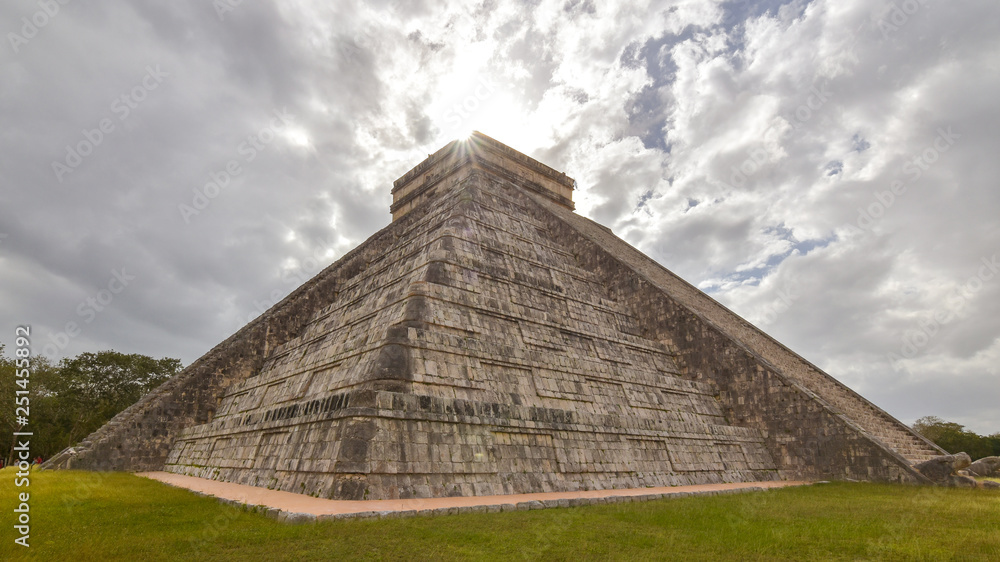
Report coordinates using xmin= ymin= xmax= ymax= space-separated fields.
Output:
xmin=1 ymin=0 xmax=997 ymax=433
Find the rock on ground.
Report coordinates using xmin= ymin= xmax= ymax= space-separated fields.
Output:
xmin=949 ymin=475 xmax=978 ymax=488
xmin=913 ymin=453 xmax=972 ymax=484
xmin=967 ymin=456 xmax=1000 ymax=477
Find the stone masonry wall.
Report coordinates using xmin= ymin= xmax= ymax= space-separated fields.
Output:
xmin=524 ymin=188 xmax=936 ymax=481
xmin=44 ymin=199 xmax=445 ymax=472
xmin=163 ymin=173 xmax=781 ymax=499
xmin=50 ymin=148 xmax=934 ymax=496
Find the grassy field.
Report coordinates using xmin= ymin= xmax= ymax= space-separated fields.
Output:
xmin=1 ymin=469 xmax=998 ymax=561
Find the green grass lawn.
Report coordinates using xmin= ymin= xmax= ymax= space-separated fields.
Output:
xmin=1 ymin=469 xmax=998 ymax=561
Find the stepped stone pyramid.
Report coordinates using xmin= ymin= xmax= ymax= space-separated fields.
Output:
xmin=46 ymin=132 xmax=943 ymax=498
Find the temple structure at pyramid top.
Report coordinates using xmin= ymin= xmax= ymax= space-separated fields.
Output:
xmin=391 ymin=131 xmax=575 ymax=220
xmin=46 ymin=131 xmax=944 ymax=499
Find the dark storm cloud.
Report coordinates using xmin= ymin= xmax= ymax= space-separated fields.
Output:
xmin=0 ymin=0 xmax=394 ymax=362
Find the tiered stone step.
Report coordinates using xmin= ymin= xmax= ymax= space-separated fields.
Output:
xmin=830 ymin=404 xmax=940 ymax=463
xmin=44 ymin=368 xmax=194 ymax=469
xmin=161 ymin=178 xmax=782 ymax=499
xmin=529 ymin=191 xmax=943 ymax=471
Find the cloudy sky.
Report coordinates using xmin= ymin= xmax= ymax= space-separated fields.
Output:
xmin=2 ymin=0 xmax=997 ymax=433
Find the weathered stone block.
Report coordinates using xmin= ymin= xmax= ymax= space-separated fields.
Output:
xmin=914 ymin=453 xmax=973 ymax=484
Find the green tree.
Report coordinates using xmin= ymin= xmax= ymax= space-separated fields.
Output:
xmin=47 ymin=351 xmax=182 ymax=450
xmin=0 ymin=344 xmax=58 ymax=465
xmin=913 ymin=416 xmax=994 ymax=460
xmin=989 ymin=433 xmax=1000 ymax=457
xmin=1 ymin=348 xmax=181 ymax=465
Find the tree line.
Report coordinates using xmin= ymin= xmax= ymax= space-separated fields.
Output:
xmin=913 ymin=416 xmax=1000 ymax=460
xmin=1 ymin=346 xmax=181 ymax=466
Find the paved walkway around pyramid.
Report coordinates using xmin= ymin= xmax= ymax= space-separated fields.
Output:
xmin=138 ymin=471 xmax=810 ymax=522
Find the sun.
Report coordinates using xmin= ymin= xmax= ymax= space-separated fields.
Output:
xmin=283 ymin=128 xmax=312 ymax=148
xmin=450 ymin=91 xmax=543 ymax=151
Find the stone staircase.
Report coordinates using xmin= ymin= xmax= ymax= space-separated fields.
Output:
xmin=43 ymin=372 xmax=191 ymax=469
xmin=529 ymin=192 xmax=944 ymax=468
xmin=741 ymin=344 xmax=942 ymax=464
xmin=861 ymin=416 xmax=942 ymax=463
